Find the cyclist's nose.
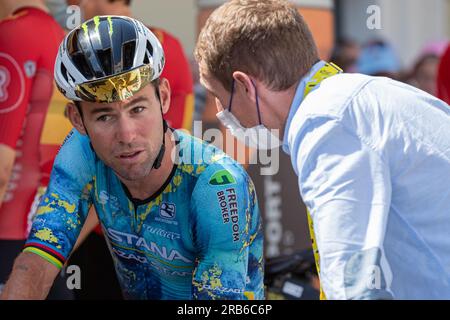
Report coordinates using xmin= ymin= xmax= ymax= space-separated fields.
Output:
xmin=115 ymin=116 xmax=137 ymax=144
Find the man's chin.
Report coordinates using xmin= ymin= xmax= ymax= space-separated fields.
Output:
xmin=113 ymin=165 xmax=152 ymax=182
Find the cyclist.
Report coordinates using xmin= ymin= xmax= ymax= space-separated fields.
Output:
xmin=64 ymin=0 xmax=195 ymax=299
xmin=1 ymin=15 xmax=263 ymax=300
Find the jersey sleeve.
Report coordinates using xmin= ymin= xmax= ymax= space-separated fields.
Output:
xmin=295 ymin=117 xmax=394 ymax=300
xmin=23 ymin=130 xmax=96 ymax=269
xmin=0 ymin=20 xmax=34 ymax=148
xmin=190 ymin=163 xmax=262 ymax=300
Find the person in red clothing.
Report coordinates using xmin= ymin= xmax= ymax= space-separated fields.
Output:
xmin=437 ymin=44 xmax=450 ymax=105
xmin=0 ymin=0 xmax=73 ymax=299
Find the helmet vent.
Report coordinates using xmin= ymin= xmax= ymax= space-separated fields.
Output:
xmin=122 ymin=40 xmax=136 ymax=71
xmin=97 ymin=48 xmax=113 ymax=76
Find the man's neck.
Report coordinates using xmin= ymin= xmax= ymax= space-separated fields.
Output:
xmin=121 ymin=130 xmax=175 ymax=201
xmin=264 ymin=80 xmax=300 ymax=141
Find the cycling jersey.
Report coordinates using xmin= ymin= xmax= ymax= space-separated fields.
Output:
xmin=0 ymin=7 xmax=66 ymax=240
xmin=24 ymin=129 xmax=264 ymax=300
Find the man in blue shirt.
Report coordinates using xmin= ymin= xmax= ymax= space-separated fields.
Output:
xmin=196 ymin=0 xmax=450 ymax=299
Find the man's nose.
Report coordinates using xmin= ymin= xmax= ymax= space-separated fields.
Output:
xmin=115 ymin=116 xmax=137 ymax=144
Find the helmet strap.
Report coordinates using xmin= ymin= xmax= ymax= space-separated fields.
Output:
xmin=152 ymin=83 xmax=167 ymax=170
xmin=152 ymin=117 xmax=167 ymax=170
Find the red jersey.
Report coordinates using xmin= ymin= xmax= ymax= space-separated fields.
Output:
xmin=437 ymin=45 xmax=450 ymax=105
xmin=151 ymin=27 xmax=194 ymax=131
xmin=0 ymin=7 xmax=66 ymax=239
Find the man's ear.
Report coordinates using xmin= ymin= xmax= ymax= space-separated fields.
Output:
xmin=158 ymin=78 xmax=171 ymax=115
xmin=233 ymin=71 xmax=257 ymax=103
xmin=66 ymin=102 xmax=87 ymax=135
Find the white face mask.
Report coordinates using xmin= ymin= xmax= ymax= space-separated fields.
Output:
xmin=216 ymin=108 xmax=282 ymax=150
xmin=216 ymin=79 xmax=282 ymax=150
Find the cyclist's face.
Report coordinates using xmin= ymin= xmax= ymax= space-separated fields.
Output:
xmin=74 ymin=81 xmax=170 ymax=182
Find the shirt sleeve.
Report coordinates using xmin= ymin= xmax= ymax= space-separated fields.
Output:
xmin=294 ymin=117 xmax=394 ymax=300
xmin=190 ymin=164 xmax=263 ymax=300
xmin=23 ymin=130 xmax=95 ymax=269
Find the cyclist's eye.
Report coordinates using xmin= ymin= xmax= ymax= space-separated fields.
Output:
xmin=131 ymin=106 xmax=145 ymax=114
xmin=97 ymin=115 xmax=111 ymax=122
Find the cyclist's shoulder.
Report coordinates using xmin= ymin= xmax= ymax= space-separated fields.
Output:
xmin=56 ymin=129 xmax=96 ymax=165
xmin=174 ymin=130 xmax=251 ymax=191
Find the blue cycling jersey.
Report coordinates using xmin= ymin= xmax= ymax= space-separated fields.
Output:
xmin=24 ymin=129 xmax=264 ymax=300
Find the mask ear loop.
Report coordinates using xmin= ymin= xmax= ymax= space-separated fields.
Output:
xmin=250 ymin=79 xmax=263 ymax=125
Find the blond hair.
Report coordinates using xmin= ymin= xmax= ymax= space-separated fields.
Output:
xmin=195 ymin=0 xmax=319 ymax=91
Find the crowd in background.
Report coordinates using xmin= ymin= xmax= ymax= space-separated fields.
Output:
xmin=330 ymin=37 xmax=450 ymax=101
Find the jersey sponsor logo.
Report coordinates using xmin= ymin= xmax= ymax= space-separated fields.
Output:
xmin=209 ymin=169 xmax=236 ymax=186
xmin=112 ymin=247 xmax=147 ymax=263
xmin=107 ymin=228 xmax=191 ymax=263
xmin=149 ymin=261 xmax=192 ymax=277
xmin=201 ymin=284 xmax=244 ymax=294
xmin=0 ymin=53 xmax=25 ymax=113
xmin=0 ymin=66 xmax=11 ymax=102
xmin=216 ymin=188 xmax=240 ymax=242
xmin=160 ymin=202 xmax=176 ymax=219
xmin=23 ymin=60 xmax=36 ymax=78
xmin=98 ymin=190 xmax=120 ymax=210
xmin=143 ymin=225 xmax=181 ymax=241
xmin=112 ymin=247 xmax=192 ymax=277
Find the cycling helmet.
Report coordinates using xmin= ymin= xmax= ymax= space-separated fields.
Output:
xmin=54 ymin=15 xmax=165 ymax=103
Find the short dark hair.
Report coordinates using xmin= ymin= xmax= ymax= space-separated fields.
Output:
xmin=195 ymin=0 xmax=319 ymax=91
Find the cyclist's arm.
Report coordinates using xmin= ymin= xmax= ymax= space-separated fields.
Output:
xmin=2 ymin=130 xmax=95 ymax=299
xmin=295 ymin=118 xmax=393 ymax=300
xmin=191 ymin=164 xmax=262 ymax=300
xmin=0 ymin=251 xmax=59 ymax=300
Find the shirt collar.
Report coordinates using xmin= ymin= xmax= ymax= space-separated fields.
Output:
xmin=282 ymin=60 xmax=327 ymax=154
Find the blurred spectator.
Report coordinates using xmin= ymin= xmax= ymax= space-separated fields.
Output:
xmin=406 ymin=41 xmax=448 ymax=96
xmin=408 ymin=54 xmax=440 ymax=96
xmin=330 ymin=38 xmax=360 ymax=72
xmin=357 ymin=39 xmax=401 ymax=79
xmin=437 ymin=44 xmax=450 ymax=104
xmin=189 ymin=58 xmax=207 ymax=123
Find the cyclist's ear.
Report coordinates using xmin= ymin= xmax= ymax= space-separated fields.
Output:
xmin=67 ymin=102 xmax=88 ymax=136
xmin=158 ymin=78 xmax=171 ymax=115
